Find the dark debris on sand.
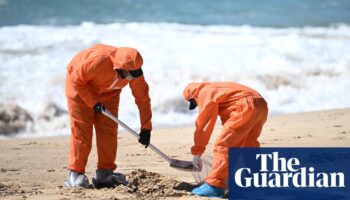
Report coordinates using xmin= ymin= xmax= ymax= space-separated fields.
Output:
xmin=0 ymin=182 xmax=43 ymax=198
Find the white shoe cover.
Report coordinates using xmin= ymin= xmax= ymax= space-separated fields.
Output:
xmin=64 ymin=170 xmax=89 ymax=188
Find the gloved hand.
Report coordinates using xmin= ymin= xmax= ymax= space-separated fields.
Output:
xmin=93 ymin=102 xmax=105 ymax=113
xmin=138 ymin=129 xmax=151 ymax=148
xmin=193 ymin=155 xmax=202 ymax=169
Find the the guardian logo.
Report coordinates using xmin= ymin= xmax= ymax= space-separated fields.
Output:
xmin=234 ymin=152 xmax=345 ymax=188
xmin=229 ymin=148 xmax=350 ymax=200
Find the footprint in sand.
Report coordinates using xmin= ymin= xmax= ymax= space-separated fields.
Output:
xmin=273 ymin=138 xmax=283 ymax=141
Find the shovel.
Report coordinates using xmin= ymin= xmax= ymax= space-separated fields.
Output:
xmin=102 ymin=109 xmax=201 ymax=172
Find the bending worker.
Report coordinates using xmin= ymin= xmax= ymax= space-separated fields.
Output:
xmin=64 ymin=44 xmax=152 ymax=188
xmin=183 ymin=82 xmax=268 ymax=197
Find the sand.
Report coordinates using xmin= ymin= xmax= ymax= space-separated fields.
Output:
xmin=0 ymin=108 xmax=350 ymax=199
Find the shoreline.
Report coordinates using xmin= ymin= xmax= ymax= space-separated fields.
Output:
xmin=3 ymin=107 xmax=350 ymax=140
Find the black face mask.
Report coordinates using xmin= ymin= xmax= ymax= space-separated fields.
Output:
xmin=116 ymin=68 xmax=143 ymax=79
xmin=129 ymin=68 xmax=143 ymax=78
xmin=189 ymin=98 xmax=197 ymax=110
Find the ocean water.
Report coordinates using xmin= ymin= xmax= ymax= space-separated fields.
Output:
xmin=0 ymin=0 xmax=349 ymax=137
xmin=1 ymin=0 xmax=350 ymax=27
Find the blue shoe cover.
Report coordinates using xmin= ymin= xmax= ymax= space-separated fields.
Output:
xmin=191 ymin=183 xmax=225 ymax=198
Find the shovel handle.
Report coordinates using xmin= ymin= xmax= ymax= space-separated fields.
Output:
xmin=102 ymin=109 xmax=172 ymax=163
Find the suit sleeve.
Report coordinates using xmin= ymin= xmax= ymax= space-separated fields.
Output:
xmin=129 ymin=76 xmax=152 ymax=131
xmin=69 ymin=58 xmax=102 ymax=107
xmin=191 ymin=98 xmax=219 ymax=156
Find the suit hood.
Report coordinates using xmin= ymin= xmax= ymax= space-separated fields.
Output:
xmin=183 ymin=82 xmax=206 ymax=100
xmin=112 ymin=47 xmax=143 ymax=70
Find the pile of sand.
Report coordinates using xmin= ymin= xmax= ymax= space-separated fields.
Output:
xmin=0 ymin=169 xmax=198 ymax=199
xmin=118 ymin=169 xmax=197 ymax=198
xmin=56 ymin=169 xmax=198 ymax=199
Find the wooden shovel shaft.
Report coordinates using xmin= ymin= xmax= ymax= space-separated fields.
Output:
xmin=102 ymin=109 xmax=172 ymax=163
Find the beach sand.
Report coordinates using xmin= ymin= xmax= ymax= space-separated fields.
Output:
xmin=1 ymin=108 xmax=350 ymax=199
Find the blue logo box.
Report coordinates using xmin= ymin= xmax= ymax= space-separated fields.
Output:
xmin=229 ymin=148 xmax=350 ymax=200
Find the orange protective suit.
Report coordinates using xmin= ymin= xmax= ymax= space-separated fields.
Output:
xmin=65 ymin=44 xmax=152 ymax=173
xmin=183 ymin=82 xmax=268 ymax=189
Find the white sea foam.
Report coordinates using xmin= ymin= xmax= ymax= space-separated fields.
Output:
xmin=0 ymin=22 xmax=349 ymax=137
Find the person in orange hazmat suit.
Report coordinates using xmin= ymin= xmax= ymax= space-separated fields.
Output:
xmin=64 ymin=44 xmax=152 ymax=189
xmin=183 ymin=82 xmax=268 ymax=198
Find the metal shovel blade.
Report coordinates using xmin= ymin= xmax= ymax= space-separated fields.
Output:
xmin=170 ymin=158 xmax=202 ymax=172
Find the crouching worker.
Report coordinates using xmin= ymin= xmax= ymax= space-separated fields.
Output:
xmin=64 ymin=44 xmax=152 ymax=188
xmin=183 ymin=82 xmax=268 ymax=198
